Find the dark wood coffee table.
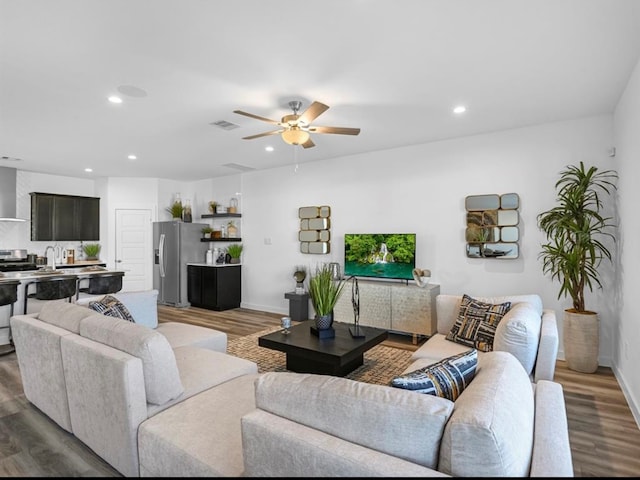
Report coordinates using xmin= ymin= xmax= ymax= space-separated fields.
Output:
xmin=258 ymin=321 xmax=388 ymax=376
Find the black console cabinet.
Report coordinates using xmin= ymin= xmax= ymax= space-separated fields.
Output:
xmin=30 ymin=192 xmax=100 ymax=241
xmin=187 ymin=264 xmax=241 ymax=311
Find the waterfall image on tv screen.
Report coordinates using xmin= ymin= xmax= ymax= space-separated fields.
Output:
xmin=344 ymin=233 xmax=416 ymax=280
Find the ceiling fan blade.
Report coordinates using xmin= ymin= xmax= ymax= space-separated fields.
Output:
xmin=242 ymin=129 xmax=283 ymax=140
xmin=298 ymin=101 xmax=329 ymax=125
xmin=233 ymin=110 xmax=281 ymax=126
xmin=302 ymin=137 xmax=315 ymax=149
xmin=309 ymin=125 xmax=361 ymax=136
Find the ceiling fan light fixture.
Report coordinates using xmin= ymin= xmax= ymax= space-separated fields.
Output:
xmin=282 ymin=128 xmax=310 ymax=145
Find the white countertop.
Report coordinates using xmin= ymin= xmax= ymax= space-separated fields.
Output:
xmin=0 ymin=268 xmax=125 ymax=281
xmin=187 ymin=263 xmax=241 ymax=267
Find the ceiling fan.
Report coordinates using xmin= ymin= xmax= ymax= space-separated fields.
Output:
xmin=233 ymin=100 xmax=360 ymax=149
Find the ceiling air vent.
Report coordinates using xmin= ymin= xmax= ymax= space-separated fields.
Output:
xmin=223 ymin=163 xmax=255 ymax=172
xmin=210 ymin=120 xmax=240 ymax=131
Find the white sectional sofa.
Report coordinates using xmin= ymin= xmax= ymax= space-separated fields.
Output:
xmin=10 ymin=294 xmax=258 ymax=477
xmin=10 ymin=290 xmax=571 ymax=477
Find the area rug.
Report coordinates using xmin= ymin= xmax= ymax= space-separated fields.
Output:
xmin=226 ymin=326 xmax=414 ymax=386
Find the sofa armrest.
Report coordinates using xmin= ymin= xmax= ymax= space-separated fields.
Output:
xmin=533 ymin=309 xmax=559 ymax=382
xmin=529 ymin=380 xmax=573 ymax=477
xmin=241 ymin=410 xmax=448 ymax=477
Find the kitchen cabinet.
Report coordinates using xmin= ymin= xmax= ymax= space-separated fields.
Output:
xmin=187 ymin=264 xmax=241 ymax=311
xmin=30 ymin=193 xmax=100 ymax=241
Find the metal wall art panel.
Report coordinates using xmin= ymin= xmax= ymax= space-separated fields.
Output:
xmin=298 ymin=205 xmax=331 ymax=255
xmin=465 ymin=193 xmax=519 ymax=259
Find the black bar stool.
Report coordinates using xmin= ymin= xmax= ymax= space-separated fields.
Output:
xmin=23 ymin=275 xmax=79 ymax=315
xmin=76 ymin=271 xmax=124 ymax=300
xmin=0 ymin=279 xmax=20 ymax=356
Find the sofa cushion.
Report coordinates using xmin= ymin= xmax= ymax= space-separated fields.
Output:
xmin=156 ymin=322 xmax=227 ymax=353
xmin=88 ymin=295 xmax=135 ymax=322
xmin=390 ymin=349 xmax=477 ymax=401
xmin=493 ymin=302 xmax=541 ymax=376
xmin=79 ymin=313 xmax=183 ymax=405
xmin=438 ymin=351 xmax=535 ymax=477
xmin=37 ymin=300 xmax=96 ymax=333
xmin=445 ymin=294 xmax=511 ymax=351
xmin=253 ymin=372 xmax=454 ymax=470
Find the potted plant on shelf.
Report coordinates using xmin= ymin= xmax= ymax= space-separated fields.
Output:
xmin=82 ymin=243 xmax=101 ymax=260
xmin=166 ymin=201 xmax=184 ymax=221
xmin=537 ymin=161 xmax=618 ymax=373
xmin=307 ymin=263 xmax=346 ymax=333
xmin=226 ymin=244 xmax=243 ymax=264
xmin=201 ymin=226 xmax=214 ymax=239
xmin=208 ymin=201 xmax=218 ymax=214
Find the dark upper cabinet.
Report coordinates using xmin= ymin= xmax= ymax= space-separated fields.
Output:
xmin=30 ymin=192 xmax=100 ymax=241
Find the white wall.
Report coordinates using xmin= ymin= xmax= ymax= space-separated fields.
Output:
xmin=240 ymin=115 xmax=617 ymax=366
xmin=613 ymin=54 xmax=640 ymax=426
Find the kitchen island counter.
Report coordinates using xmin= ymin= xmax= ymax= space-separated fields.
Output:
xmin=0 ymin=268 xmax=126 ymax=316
xmin=0 ymin=267 xmax=124 ymax=281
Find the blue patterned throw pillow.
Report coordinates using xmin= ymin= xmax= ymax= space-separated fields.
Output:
xmin=88 ymin=295 xmax=135 ymax=322
xmin=390 ymin=349 xmax=478 ymax=401
xmin=445 ymin=294 xmax=511 ymax=352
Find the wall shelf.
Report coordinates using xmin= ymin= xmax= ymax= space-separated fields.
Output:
xmin=200 ymin=238 xmax=242 ymax=242
xmin=201 ymin=213 xmax=242 ymax=218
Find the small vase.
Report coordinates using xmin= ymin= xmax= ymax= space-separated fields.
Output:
xmin=315 ymin=313 xmax=333 ymax=330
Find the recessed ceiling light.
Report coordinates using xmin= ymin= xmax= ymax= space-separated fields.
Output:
xmin=127 ymin=154 xmax=137 ymax=160
xmin=108 ymin=96 xmax=123 ymax=104
xmin=453 ymin=105 xmax=467 ymax=114
xmin=84 ymin=168 xmax=93 ymax=172
xmin=265 ymin=146 xmax=274 ymax=152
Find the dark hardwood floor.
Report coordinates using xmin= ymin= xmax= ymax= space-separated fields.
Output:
xmin=0 ymin=304 xmax=638 ymax=476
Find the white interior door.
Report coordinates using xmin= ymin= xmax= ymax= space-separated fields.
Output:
xmin=115 ymin=208 xmax=153 ymax=292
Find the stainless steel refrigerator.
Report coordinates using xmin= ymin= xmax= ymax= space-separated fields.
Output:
xmin=153 ymin=221 xmax=209 ymax=307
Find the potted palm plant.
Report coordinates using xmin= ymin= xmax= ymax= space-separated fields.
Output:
xmin=307 ymin=263 xmax=346 ymax=334
xmin=537 ymin=161 xmax=617 ymax=373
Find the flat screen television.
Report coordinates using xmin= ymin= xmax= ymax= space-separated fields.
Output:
xmin=344 ymin=233 xmax=416 ymax=281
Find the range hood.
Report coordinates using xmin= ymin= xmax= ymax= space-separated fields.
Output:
xmin=0 ymin=166 xmax=26 ymax=222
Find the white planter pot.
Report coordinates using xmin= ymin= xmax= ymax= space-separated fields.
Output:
xmin=563 ymin=310 xmax=599 ymax=373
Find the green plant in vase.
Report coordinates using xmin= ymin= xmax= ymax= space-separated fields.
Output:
xmin=226 ymin=244 xmax=243 ymax=263
xmin=201 ymin=226 xmax=214 ymax=238
xmin=537 ymin=161 xmax=617 ymax=373
xmin=166 ymin=201 xmax=184 ymax=220
xmin=308 ymin=263 xmax=346 ymax=331
xmin=82 ymin=243 xmax=101 ymax=260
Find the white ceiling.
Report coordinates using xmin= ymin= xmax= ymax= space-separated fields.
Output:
xmin=1 ymin=0 xmax=639 ymax=181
